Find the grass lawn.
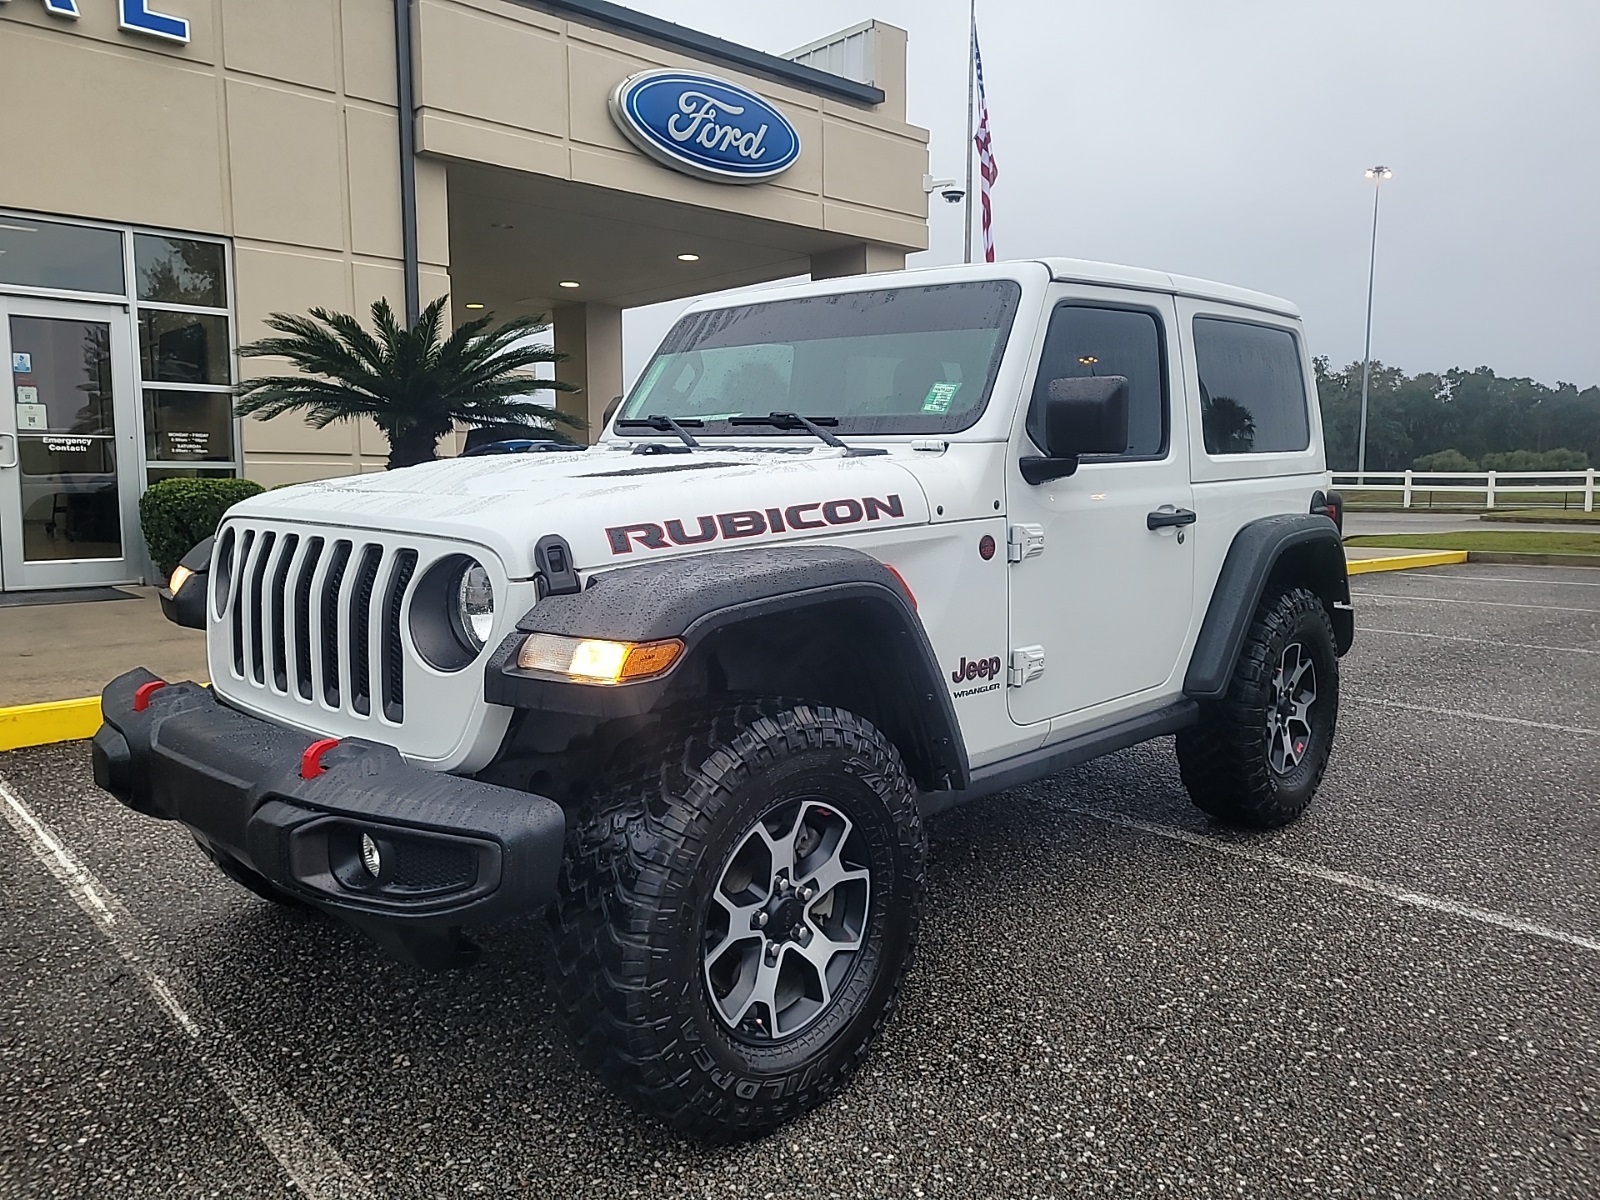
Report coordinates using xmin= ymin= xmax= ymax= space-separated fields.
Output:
xmin=1345 ymin=531 xmax=1600 ymax=556
xmin=1340 ymin=488 xmax=1592 ymax=511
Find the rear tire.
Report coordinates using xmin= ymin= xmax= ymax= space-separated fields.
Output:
xmin=548 ymin=700 xmax=925 ymax=1142
xmin=1177 ymin=587 xmax=1339 ymax=828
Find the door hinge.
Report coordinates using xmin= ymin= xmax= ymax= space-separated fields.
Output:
xmin=1007 ymin=523 xmax=1046 ymax=563
xmin=1008 ymin=645 xmax=1046 ymax=688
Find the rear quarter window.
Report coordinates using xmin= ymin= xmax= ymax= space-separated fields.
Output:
xmin=1192 ymin=318 xmax=1310 ymax=455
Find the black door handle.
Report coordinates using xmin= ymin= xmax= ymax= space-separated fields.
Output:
xmin=1147 ymin=508 xmax=1198 ymax=530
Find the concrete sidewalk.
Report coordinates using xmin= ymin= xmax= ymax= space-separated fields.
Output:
xmin=0 ymin=587 xmax=208 ymax=709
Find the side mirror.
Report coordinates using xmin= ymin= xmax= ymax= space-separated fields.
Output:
xmin=1020 ymin=376 xmax=1131 ymax=485
xmin=158 ymin=535 xmax=213 ymax=630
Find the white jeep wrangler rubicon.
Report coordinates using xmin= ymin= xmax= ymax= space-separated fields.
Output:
xmin=94 ymin=260 xmax=1352 ymax=1141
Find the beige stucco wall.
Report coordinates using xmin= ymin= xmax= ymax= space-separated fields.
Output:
xmin=412 ymin=1 xmax=928 ymax=257
xmin=0 ymin=0 xmax=928 ymax=484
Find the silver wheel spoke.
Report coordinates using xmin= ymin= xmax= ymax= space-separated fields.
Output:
xmin=800 ymin=846 xmax=869 ymax=900
xmin=729 ymin=952 xmax=784 ymax=1029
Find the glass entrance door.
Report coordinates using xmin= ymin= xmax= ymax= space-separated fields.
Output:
xmin=0 ymin=297 xmax=141 ymax=590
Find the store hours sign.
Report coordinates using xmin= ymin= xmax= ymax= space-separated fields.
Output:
xmin=0 ymin=0 xmax=190 ymax=44
xmin=609 ymin=70 xmax=801 ymax=184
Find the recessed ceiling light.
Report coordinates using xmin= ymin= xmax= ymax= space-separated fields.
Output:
xmin=677 ymin=253 xmax=700 ymax=262
xmin=559 ymin=280 xmax=580 ymax=288
xmin=464 ymin=302 xmax=486 ymax=310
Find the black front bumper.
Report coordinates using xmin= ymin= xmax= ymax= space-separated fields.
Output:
xmin=93 ymin=668 xmax=566 ymax=967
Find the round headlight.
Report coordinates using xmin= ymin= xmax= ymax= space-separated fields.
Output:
xmin=453 ymin=561 xmax=495 ymax=651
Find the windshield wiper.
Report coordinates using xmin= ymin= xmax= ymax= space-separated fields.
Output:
xmin=615 ymin=414 xmax=703 ymax=448
xmin=727 ymin=411 xmax=885 ymax=457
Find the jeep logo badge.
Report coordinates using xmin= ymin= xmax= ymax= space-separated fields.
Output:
xmin=951 ymin=656 xmax=1002 ymax=684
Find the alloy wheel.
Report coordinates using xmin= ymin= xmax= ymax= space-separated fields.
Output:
xmin=703 ymin=800 xmax=872 ymax=1041
xmin=1266 ymin=641 xmax=1318 ymax=774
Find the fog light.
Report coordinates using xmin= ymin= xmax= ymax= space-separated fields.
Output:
xmin=360 ymin=833 xmax=382 ymax=878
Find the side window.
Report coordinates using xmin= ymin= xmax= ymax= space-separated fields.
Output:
xmin=1031 ymin=305 xmax=1166 ymax=458
xmin=1192 ymin=318 xmax=1310 ymax=455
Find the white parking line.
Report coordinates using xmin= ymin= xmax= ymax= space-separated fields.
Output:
xmin=1068 ymin=807 xmax=1600 ymax=954
xmin=1351 ymin=591 xmax=1599 ymax=614
xmin=1349 ymin=696 xmax=1597 ymax=736
xmin=0 ymin=777 xmax=373 ymax=1200
xmin=1359 ymin=627 xmax=1599 ymax=655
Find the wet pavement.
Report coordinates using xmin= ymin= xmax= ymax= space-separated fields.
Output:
xmin=2 ymin=562 xmax=1596 ymax=1199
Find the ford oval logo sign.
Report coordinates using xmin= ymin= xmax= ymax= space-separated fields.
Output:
xmin=609 ymin=70 xmax=801 ymax=185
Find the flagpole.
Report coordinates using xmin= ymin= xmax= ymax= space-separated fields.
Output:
xmin=963 ymin=0 xmax=976 ymax=264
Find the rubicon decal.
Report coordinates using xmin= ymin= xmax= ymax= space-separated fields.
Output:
xmin=607 ymin=494 xmax=905 ymax=555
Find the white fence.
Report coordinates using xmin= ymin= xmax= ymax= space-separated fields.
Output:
xmin=1331 ymin=470 xmax=1597 ymax=511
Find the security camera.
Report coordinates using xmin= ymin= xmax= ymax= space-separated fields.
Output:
xmin=923 ymin=175 xmax=965 ymax=205
xmin=940 ymin=186 xmax=966 ymax=204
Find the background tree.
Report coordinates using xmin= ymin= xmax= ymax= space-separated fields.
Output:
xmin=1315 ymin=358 xmax=1599 ymax=471
xmin=236 ymin=297 xmax=582 ymax=469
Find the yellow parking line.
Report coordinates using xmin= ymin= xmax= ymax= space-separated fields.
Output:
xmin=0 ymin=697 xmax=102 ymax=752
xmin=1346 ymin=549 xmax=1469 ymax=576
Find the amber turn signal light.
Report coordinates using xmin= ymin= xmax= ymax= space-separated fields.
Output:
xmin=516 ymin=633 xmax=685 ymax=685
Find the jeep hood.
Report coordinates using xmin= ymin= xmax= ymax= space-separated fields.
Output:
xmin=228 ymin=446 xmax=932 ymax=577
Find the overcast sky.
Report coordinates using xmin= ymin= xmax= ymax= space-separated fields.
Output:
xmin=617 ymin=0 xmax=1600 ymax=391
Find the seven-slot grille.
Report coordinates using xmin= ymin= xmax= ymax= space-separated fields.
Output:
xmin=214 ymin=523 xmax=419 ymax=724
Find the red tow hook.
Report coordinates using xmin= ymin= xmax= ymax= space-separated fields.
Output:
xmin=299 ymin=738 xmax=341 ymax=780
xmin=132 ymin=680 xmax=167 ymax=712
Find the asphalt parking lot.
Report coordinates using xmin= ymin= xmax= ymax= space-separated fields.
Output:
xmin=2 ymin=561 xmax=1596 ymax=1199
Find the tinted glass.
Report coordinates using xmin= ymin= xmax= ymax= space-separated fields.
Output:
xmin=621 ymin=281 xmax=1022 ymax=435
xmin=139 ymin=310 xmax=230 ymax=384
xmin=144 ymin=390 xmax=235 ymax=462
xmin=135 ymin=235 xmax=227 ymax=307
xmin=1192 ymin=318 xmax=1310 ymax=455
xmin=8 ymin=314 xmax=122 ymax=562
xmin=1031 ymin=305 xmax=1166 ymax=457
xmin=0 ymin=216 xmax=124 ymax=294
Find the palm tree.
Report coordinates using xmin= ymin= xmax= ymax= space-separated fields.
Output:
xmin=236 ymin=297 xmax=583 ymax=469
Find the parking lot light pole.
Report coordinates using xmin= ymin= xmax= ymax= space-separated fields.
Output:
xmin=1356 ymin=165 xmax=1392 ymax=484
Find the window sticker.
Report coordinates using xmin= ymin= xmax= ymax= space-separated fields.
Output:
xmin=921 ymin=380 xmax=962 ymax=414
xmin=16 ymin=385 xmax=39 ymax=404
xmin=17 ymin=404 xmax=47 ymax=431
xmin=11 ymin=353 xmax=32 ymax=374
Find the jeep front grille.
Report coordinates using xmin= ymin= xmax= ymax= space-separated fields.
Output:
xmin=215 ymin=523 xmax=417 ymax=725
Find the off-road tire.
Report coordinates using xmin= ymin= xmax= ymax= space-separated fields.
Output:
xmin=1177 ymin=587 xmax=1339 ymax=828
xmin=547 ymin=700 xmax=925 ymax=1142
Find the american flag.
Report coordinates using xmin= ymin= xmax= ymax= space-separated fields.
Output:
xmin=972 ymin=25 xmax=998 ymax=263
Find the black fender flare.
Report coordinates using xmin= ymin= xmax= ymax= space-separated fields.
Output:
xmin=485 ymin=546 xmax=969 ymax=790
xmin=1184 ymin=514 xmax=1353 ymax=700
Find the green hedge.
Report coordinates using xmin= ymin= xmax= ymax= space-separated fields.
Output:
xmin=139 ymin=478 xmax=265 ymax=578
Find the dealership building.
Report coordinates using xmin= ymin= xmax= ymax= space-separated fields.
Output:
xmin=0 ymin=0 xmax=931 ymax=592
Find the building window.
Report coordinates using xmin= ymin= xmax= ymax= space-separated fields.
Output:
xmin=0 ymin=215 xmax=126 ymax=295
xmin=1193 ymin=317 xmax=1310 ymax=455
xmin=133 ymin=233 xmax=238 ymax=478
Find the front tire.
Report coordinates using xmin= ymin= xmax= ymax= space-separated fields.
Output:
xmin=1177 ymin=587 xmax=1339 ymax=828
xmin=548 ymin=701 xmax=925 ymax=1142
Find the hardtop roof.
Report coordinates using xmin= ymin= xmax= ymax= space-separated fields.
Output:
xmin=673 ymin=259 xmax=1301 ymax=320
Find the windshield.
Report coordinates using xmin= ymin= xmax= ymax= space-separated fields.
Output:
xmin=618 ymin=280 xmax=1022 ymax=436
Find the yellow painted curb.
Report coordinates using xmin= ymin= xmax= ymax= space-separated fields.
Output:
xmin=0 ymin=696 xmax=102 ymax=752
xmin=1346 ymin=549 xmax=1469 ymax=575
